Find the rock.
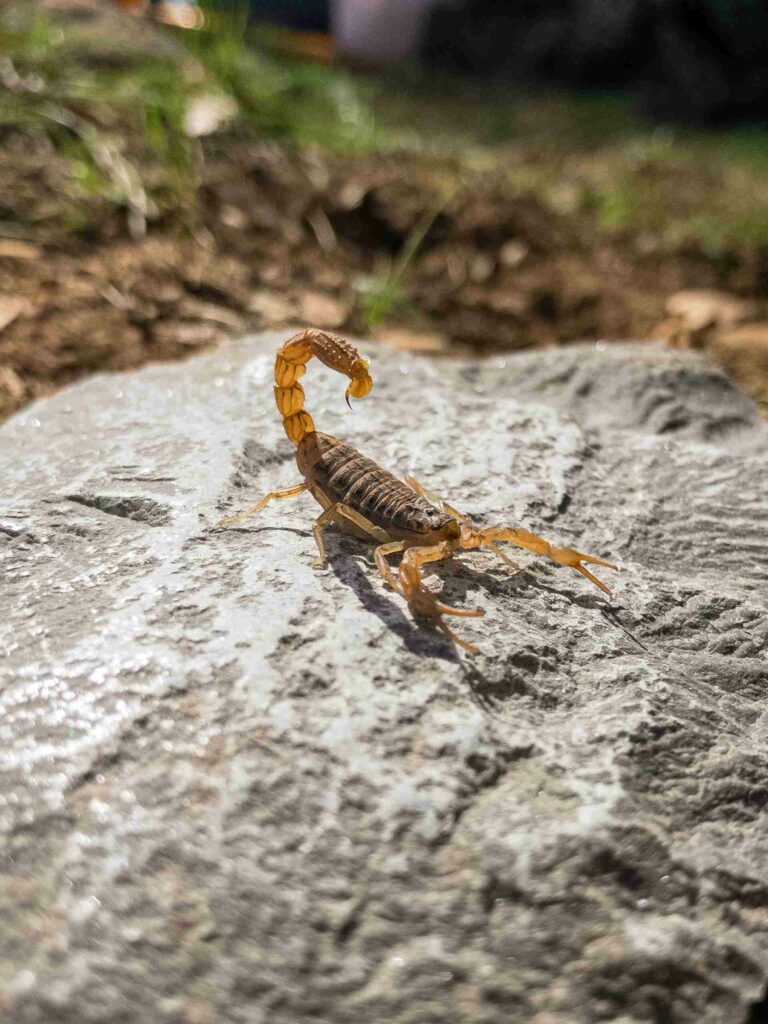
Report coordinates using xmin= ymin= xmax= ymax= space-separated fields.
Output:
xmin=1 ymin=334 xmax=767 ymax=1024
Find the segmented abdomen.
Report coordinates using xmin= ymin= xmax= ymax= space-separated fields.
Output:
xmin=298 ymin=432 xmax=452 ymax=536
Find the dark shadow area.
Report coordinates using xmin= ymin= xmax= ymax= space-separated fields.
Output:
xmin=323 ymin=531 xmax=627 ymax=707
xmin=422 ymin=0 xmax=768 ymax=125
xmin=601 ymin=605 xmax=651 ymax=653
xmin=746 ymin=987 xmax=768 ymax=1024
xmin=213 ymin=521 xmax=634 ymax=710
xmin=65 ymin=493 xmax=171 ymax=527
xmin=210 ymin=520 xmax=463 ymax=660
xmin=324 ymin=542 xmax=517 ymax=717
xmin=325 ymin=536 xmax=461 ymax=664
xmin=215 ymin=524 xmax=311 ymax=539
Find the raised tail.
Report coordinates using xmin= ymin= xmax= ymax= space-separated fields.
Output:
xmin=274 ymin=329 xmax=373 ymax=444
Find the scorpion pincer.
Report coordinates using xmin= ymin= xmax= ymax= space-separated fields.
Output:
xmin=219 ymin=328 xmax=618 ymax=653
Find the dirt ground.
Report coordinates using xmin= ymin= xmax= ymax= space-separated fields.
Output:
xmin=3 ymin=23 xmax=768 ymax=423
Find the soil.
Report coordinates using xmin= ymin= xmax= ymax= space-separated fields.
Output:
xmin=3 ymin=134 xmax=768 ymax=423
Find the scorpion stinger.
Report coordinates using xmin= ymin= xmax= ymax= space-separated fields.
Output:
xmin=219 ymin=328 xmax=618 ymax=653
xmin=274 ymin=328 xmax=372 ymax=444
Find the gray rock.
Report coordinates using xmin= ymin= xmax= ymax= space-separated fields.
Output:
xmin=1 ymin=334 xmax=767 ymax=1024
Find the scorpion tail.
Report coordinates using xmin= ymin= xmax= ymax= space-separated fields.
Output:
xmin=274 ymin=329 xmax=373 ymax=444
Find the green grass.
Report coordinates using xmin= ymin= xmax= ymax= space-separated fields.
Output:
xmin=183 ymin=12 xmax=379 ymax=151
xmin=4 ymin=0 xmax=768 ymax=255
xmin=0 ymin=2 xmax=196 ymax=234
xmin=0 ymin=1 xmax=380 ymax=237
xmin=371 ymin=76 xmax=768 ymax=251
xmin=356 ymin=201 xmax=450 ymax=329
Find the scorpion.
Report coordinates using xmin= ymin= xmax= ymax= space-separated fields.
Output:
xmin=219 ymin=329 xmax=618 ymax=653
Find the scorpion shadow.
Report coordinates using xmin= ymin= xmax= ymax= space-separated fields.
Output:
xmin=323 ymin=545 xmax=537 ymax=715
xmin=219 ymin=523 xmax=461 ymax=663
xmin=325 ymin=539 xmax=462 ymax=663
xmin=322 ymin=533 xmax=612 ymax=707
xmin=325 ymin=533 xmax=637 ymax=707
xmin=218 ymin=524 xmax=637 ymax=708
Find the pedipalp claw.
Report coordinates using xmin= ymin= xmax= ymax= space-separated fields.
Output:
xmin=549 ymin=546 xmax=618 ymax=596
xmin=578 ymin=553 xmax=619 ymax=570
xmin=574 ymin=563 xmax=612 ymax=596
xmin=403 ymin=582 xmax=482 ymax=651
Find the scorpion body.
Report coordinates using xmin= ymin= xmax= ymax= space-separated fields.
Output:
xmin=297 ymin=432 xmax=459 ymax=541
xmin=220 ymin=328 xmax=617 ymax=652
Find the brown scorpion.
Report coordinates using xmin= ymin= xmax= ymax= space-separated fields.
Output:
xmin=219 ymin=329 xmax=617 ymax=652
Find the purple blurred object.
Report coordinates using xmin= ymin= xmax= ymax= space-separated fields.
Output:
xmin=332 ymin=0 xmax=436 ymax=62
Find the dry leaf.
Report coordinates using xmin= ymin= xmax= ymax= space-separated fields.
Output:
xmin=710 ymin=323 xmax=768 ymax=409
xmin=499 ymin=239 xmax=529 ymax=268
xmin=184 ymin=93 xmax=238 ymax=138
xmin=665 ymin=289 xmax=756 ymax=332
xmin=0 ymin=240 xmax=40 ymax=260
xmin=178 ymin=298 xmax=244 ymax=329
xmin=374 ymin=327 xmax=447 ymax=353
xmin=0 ymin=366 xmax=25 ymax=401
xmin=655 ymin=289 xmax=757 ymax=348
xmin=297 ymin=291 xmax=348 ymax=329
xmin=153 ymin=321 xmax=222 ymax=347
xmin=247 ymin=290 xmax=296 ymax=324
xmin=0 ymin=296 xmax=26 ymax=333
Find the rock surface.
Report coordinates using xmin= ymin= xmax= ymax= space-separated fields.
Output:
xmin=1 ymin=333 xmax=767 ymax=1024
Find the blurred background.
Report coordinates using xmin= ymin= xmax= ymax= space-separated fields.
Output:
xmin=2 ymin=0 xmax=768 ymax=423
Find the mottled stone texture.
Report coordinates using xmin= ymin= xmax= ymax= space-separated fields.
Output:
xmin=1 ymin=335 xmax=767 ymax=1024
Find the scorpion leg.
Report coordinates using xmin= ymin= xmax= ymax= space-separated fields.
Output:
xmin=218 ymin=483 xmax=309 ymax=528
xmin=397 ymin=542 xmax=485 ymax=654
xmin=467 ymin=526 xmax=618 ymax=596
xmin=374 ymin=540 xmax=406 ymax=589
xmin=406 ymin=476 xmax=519 ymax=573
xmin=311 ymin=502 xmax=389 ymax=568
xmin=489 ymin=543 xmax=521 ymax=570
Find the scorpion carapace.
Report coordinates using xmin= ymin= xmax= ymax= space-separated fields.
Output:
xmin=220 ymin=328 xmax=618 ymax=653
